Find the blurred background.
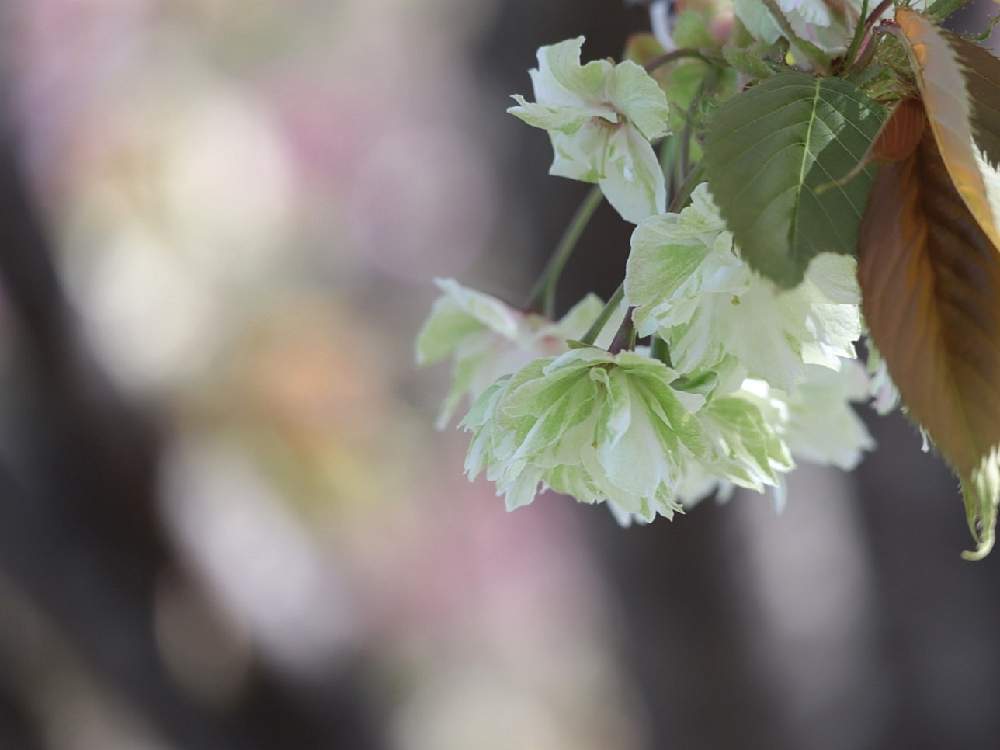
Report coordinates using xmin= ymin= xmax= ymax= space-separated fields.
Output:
xmin=0 ymin=1 xmax=999 ymax=748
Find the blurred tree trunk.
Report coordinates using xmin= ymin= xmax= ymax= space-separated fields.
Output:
xmin=0 ymin=78 xmax=387 ymax=750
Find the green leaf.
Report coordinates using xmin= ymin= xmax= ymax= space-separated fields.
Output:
xmin=704 ymin=73 xmax=886 ymax=287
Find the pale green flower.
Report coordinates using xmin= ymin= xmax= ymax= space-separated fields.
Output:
xmin=416 ymin=279 xmax=623 ymax=428
xmin=461 ymin=347 xmax=800 ymax=522
xmin=508 ymin=37 xmax=670 ymax=224
xmin=698 ymin=385 xmax=794 ymax=492
xmin=678 ymin=364 xmax=873 ymax=514
xmin=605 ymin=374 xmax=794 ymax=523
xmin=462 ymin=348 xmax=708 ymax=520
xmin=625 ymin=184 xmax=861 ymax=391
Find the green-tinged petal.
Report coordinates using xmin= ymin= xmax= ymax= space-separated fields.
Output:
xmin=548 ymin=123 xmax=609 ymax=182
xmin=509 ymin=376 xmax=597 ymax=464
xmin=420 ymin=279 xmax=608 ymax=428
xmin=506 ymin=96 xmax=598 ymax=133
xmin=594 ymin=370 xmax=675 ymax=499
xmin=534 ymin=37 xmax=613 ymax=106
xmin=722 ymin=282 xmax=813 ymax=391
xmin=501 ymin=352 xmax=602 ymax=420
xmin=599 ymin=125 xmax=666 ymax=224
xmin=626 ymin=217 xmax=716 ymax=336
xmin=462 ymin=377 xmax=511 ymax=480
xmin=416 ymin=295 xmax=486 ymax=366
xmin=782 ymin=0 xmax=831 ymax=26
xmin=733 ymin=0 xmax=782 ymax=44
xmin=505 ymin=467 xmax=544 ymax=511
xmin=701 ymin=390 xmax=793 ymax=491
xmin=784 ymin=361 xmax=874 ymax=470
xmin=734 ymin=0 xmax=856 ymax=52
xmin=433 ymin=279 xmax=519 ymax=339
xmin=803 ymin=252 xmax=861 ymax=304
xmin=436 ymin=352 xmax=482 ymax=430
xmin=605 ymin=60 xmax=670 ymax=141
xmin=781 ymin=255 xmax=862 ymax=369
xmin=550 ymin=294 xmax=605 ymax=339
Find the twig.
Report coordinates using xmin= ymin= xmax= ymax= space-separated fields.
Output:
xmin=581 ymin=283 xmax=625 ymax=346
xmin=524 ymin=185 xmax=604 ymax=317
xmin=644 ymin=48 xmax=715 ymax=73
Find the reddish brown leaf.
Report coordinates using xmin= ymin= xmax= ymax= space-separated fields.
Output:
xmin=895 ymin=8 xmax=1000 ymax=252
xmin=872 ymin=99 xmax=926 ymax=163
xmin=859 ymin=130 xmax=1000 ymax=558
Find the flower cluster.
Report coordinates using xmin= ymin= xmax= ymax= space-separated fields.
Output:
xmin=418 ymin=25 xmax=882 ymax=529
xmin=461 ymin=348 xmax=795 ymax=523
xmin=626 ymin=184 xmax=861 ymax=391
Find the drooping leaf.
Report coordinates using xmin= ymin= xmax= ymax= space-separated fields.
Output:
xmin=858 ymin=129 xmax=1000 ymax=560
xmin=704 ymin=72 xmax=886 ymax=287
xmin=872 ymin=98 xmax=926 ymax=163
xmin=895 ymin=8 xmax=1000 ymax=251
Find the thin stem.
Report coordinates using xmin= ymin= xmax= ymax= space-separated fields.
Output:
xmin=644 ymin=48 xmax=715 ymax=73
xmin=668 ymin=161 xmax=704 ymax=213
xmin=659 ymin=136 xmax=678 ymax=210
xmin=674 ymin=72 xmax=714 ymax=200
xmin=524 ymin=185 xmax=604 ymax=317
xmin=843 ymin=0 xmax=892 ymax=76
xmin=761 ymin=0 xmax=832 ymax=73
xmin=842 ymin=0 xmax=870 ymax=71
xmin=845 ymin=25 xmax=880 ymax=77
xmin=865 ymin=0 xmax=893 ymax=28
xmin=675 ymin=132 xmax=689 ymax=200
xmin=581 ymin=283 xmax=625 ymax=346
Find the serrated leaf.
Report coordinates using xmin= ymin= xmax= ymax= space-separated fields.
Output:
xmin=895 ymin=8 xmax=1000 ymax=252
xmin=858 ymin=129 xmax=1000 ymax=560
xmin=704 ymin=72 xmax=886 ymax=287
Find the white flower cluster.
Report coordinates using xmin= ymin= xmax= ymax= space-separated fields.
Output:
xmin=417 ymin=36 xmax=880 ymax=524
